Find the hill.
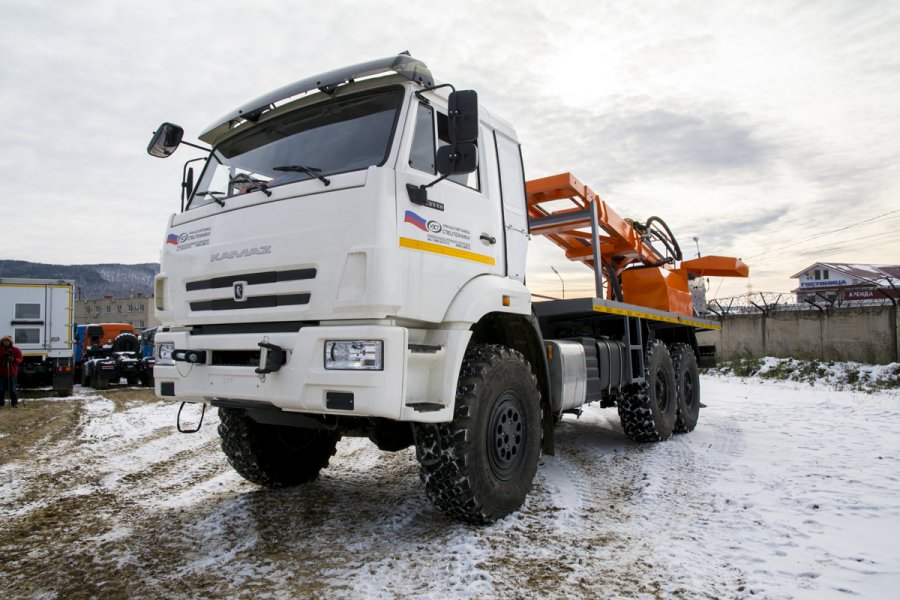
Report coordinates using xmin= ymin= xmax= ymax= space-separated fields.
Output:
xmin=0 ymin=260 xmax=159 ymax=300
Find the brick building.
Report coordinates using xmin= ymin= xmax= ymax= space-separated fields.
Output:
xmin=76 ymin=293 xmax=160 ymax=332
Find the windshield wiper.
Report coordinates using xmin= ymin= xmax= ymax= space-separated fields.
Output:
xmin=244 ymin=182 xmax=272 ymax=197
xmin=273 ymin=165 xmax=331 ymax=186
xmin=195 ymin=191 xmax=226 ymax=207
xmin=229 ymin=173 xmax=272 ymax=197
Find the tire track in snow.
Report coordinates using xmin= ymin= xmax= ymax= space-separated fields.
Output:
xmin=3 ymin=380 xmax=898 ymax=599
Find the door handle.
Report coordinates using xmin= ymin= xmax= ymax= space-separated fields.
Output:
xmin=480 ymin=234 xmax=497 ymax=245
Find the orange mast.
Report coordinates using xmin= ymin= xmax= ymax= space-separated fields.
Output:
xmin=526 ymin=172 xmax=748 ymax=315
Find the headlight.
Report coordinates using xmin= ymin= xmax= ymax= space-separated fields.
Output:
xmin=324 ymin=340 xmax=383 ymax=370
xmin=156 ymin=342 xmax=176 ymax=366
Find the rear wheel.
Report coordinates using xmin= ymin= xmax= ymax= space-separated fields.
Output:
xmin=92 ymin=369 xmax=109 ymax=390
xmin=670 ymin=343 xmax=701 ymax=433
xmin=414 ymin=344 xmax=542 ymax=524
xmin=617 ymin=340 xmax=677 ymax=442
xmin=218 ymin=408 xmax=340 ymax=487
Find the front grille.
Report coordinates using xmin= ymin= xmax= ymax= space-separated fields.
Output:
xmin=186 ymin=266 xmax=315 ymax=312
xmin=190 ymin=293 xmax=310 ymax=311
xmin=186 ymin=268 xmax=316 ymax=291
xmin=189 ymin=321 xmax=314 ymax=335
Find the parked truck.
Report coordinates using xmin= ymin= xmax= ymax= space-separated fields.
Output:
xmin=0 ymin=278 xmax=75 ymax=395
xmin=147 ymin=54 xmax=748 ymax=523
xmin=75 ymin=323 xmax=153 ymax=389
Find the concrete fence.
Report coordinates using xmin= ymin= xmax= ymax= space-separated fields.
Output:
xmin=697 ymin=303 xmax=900 ymax=364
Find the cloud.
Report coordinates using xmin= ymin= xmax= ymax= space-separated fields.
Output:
xmin=592 ymin=105 xmax=775 ymax=185
xmin=1 ymin=0 xmax=899 ymax=298
xmin=701 ymin=207 xmax=791 ymax=253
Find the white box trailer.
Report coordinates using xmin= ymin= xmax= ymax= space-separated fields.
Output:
xmin=0 ymin=278 xmax=75 ymax=395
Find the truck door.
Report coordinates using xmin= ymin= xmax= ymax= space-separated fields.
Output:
xmin=48 ymin=285 xmax=73 ymax=359
xmin=494 ymin=131 xmax=528 ymax=283
xmin=395 ymin=96 xmax=505 ymax=320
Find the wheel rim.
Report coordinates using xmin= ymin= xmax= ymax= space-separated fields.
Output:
xmin=654 ymin=367 xmax=670 ymax=411
xmin=487 ymin=390 xmax=527 ymax=482
xmin=683 ymin=370 xmax=696 ymax=409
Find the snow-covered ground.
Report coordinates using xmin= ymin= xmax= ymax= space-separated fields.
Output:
xmin=0 ymin=375 xmax=898 ymax=599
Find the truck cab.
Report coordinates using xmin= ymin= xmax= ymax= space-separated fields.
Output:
xmin=150 ymin=55 xmax=534 ymax=425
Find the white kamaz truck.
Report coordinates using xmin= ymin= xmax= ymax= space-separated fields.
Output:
xmin=148 ymin=54 xmax=747 ymax=523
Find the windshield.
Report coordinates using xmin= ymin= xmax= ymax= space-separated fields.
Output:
xmin=189 ymin=87 xmax=404 ymax=209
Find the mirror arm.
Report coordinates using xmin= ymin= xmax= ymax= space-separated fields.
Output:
xmin=406 ymin=172 xmax=450 ymax=210
xmin=422 ymin=172 xmax=450 ymax=191
xmin=180 ymin=140 xmax=211 ymax=153
xmin=414 ymin=82 xmax=456 ymax=102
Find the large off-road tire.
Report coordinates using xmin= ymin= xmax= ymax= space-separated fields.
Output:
xmin=217 ymin=407 xmax=340 ymax=488
xmin=414 ymin=344 xmax=542 ymax=525
xmin=670 ymin=343 xmax=701 ymax=433
xmin=617 ymin=340 xmax=677 ymax=442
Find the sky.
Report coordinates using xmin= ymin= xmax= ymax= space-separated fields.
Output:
xmin=1 ymin=0 xmax=898 ymax=299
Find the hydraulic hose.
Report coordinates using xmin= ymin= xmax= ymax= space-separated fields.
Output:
xmin=643 ymin=215 xmax=682 ymax=262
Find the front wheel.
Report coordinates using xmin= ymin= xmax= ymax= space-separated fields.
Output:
xmin=415 ymin=344 xmax=542 ymax=524
xmin=218 ymin=408 xmax=340 ymax=488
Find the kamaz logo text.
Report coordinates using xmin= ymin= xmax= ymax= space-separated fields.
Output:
xmin=210 ymin=246 xmax=272 ymax=262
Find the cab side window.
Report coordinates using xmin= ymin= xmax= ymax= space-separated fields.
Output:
xmin=409 ymin=101 xmax=479 ymax=191
xmin=409 ymin=103 xmax=435 ymax=174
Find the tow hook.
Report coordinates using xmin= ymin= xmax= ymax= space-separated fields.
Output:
xmin=177 ymin=402 xmax=206 ymax=434
xmin=256 ymin=340 xmax=285 ymax=377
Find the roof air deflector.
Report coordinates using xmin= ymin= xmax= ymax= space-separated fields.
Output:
xmin=199 ymin=54 xmax=433 ymax=139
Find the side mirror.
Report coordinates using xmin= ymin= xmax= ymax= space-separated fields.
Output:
xmin=183 ymin=167 xmax=194 ymax=199
xmin=436 ymin=142 xmax=478 ymax=176
xmin=447 ymin=90 xmax=478 ymax=143
xmin=147 ymin=122 xmax=184 ymax=158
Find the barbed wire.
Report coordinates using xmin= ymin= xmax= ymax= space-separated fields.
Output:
xmin=707 ymin=289 xmax=898 ymax=315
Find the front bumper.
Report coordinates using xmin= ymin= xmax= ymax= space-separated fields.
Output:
xmin=154 ymin=324 xmax=471 ymax=424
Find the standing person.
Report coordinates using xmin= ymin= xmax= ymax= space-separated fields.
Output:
xmin=0 ymin=335 xmax=23 ymax=408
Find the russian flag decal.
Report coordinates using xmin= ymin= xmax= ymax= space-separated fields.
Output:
xmin=166 ymin=233 xmax=179 ymax=245
xmin=404 ymin=210 xmax=428 ymax=232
